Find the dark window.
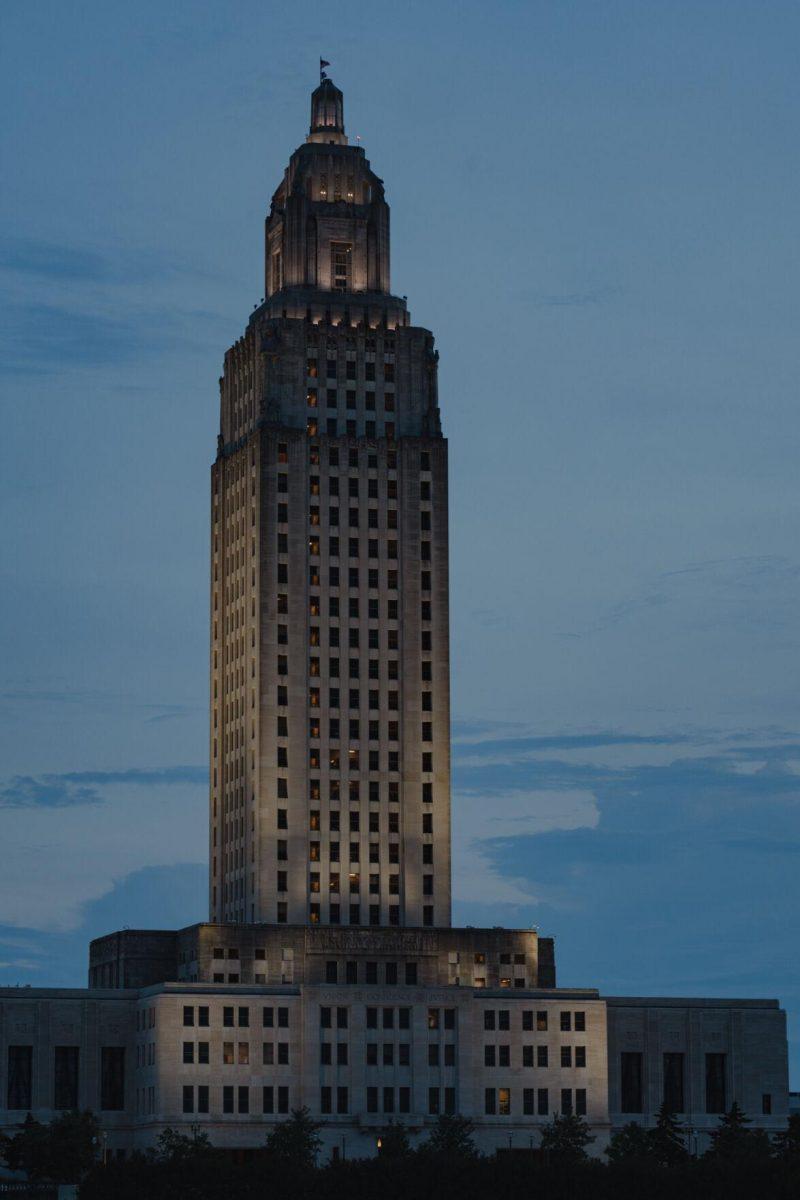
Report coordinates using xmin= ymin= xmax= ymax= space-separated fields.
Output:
xmin=100 ymin=1047 xmax=125 ymax=1111
xmin=575 ymin=1088 xmax=587 ymax=1117
xmin=537 ymin=1045 xmax=548 ymax=1068
xmin=560 ymin=1011 xmax=572 ymax=1032
xmin=762 ymin=1093 xmax=772 ymax=1115
xmin=367 ymin=1086 xmax=378 ymax=1113
xmin=53 ymin=1046 xmax=79 ymax=1110
xmin=538 ymin=1087 xmax=549 ymax=1115
xmin=198 ymin=1007 xmax=209 ymax=1027
xmin=663 ymin=1052 xmax=685 ymax=1112
xmin=574 ymin=1011 xmax=586 ymax=1032
xmin=620 ymin=1051 xmax=643 ymax=1114
xmin=223 ymin=1085 xmax=234 ymax=1114
xmin=278 ymin=1008 xmax=289 ymax=1028
xmin=485 ymin=1088 xmax=496 ymax=1115
xmin=326 ymin=961 xmax=338 ymax=984
xmin=428 ymin=1087 xmax=440 ymax=1115
xmin=278 ymin=1086 xmax=289 ymax=1114
xmin=321 ymin=1086 xmax=332 ymax=1114
xmin=523 ymin=1088 xmax=534 ymax=1116
xmin=705 ymin=1053 xmax=726 ymax=1114
xmin=198 ymin=1085 xmax=209 ymax=1114
xmin=561 ymin=1088 xmax=573 ymax=1116
xmin=183 ymin=1006 xmax=194 ymax=1027
xmin=263 ymin=1086 xmax=274 ymax=1114
xmin=183 ymin=1085 xmax=194 ymax=1114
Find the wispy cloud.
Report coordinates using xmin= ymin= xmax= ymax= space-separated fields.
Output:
xmin=563 ymin=555 xmax=800 ymax=639
xmin=0 ymin=765 xmax=207 ymax=809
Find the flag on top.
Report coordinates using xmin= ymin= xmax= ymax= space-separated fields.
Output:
xmin=320 ymin=58 xmax=330 ymax=81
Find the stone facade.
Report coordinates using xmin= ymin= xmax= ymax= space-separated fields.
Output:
xmin=0 ymin=986 xmax=788 ymax=1158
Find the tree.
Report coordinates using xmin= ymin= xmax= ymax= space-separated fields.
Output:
xmin=706 ymin=1102 xmax=772 ymax=1163
xmin=420 ymin=1114 xmax=480 ymax=1159
xmin=649 ymin=1103 xmax=688 ymax=1167
xmin=772 ymin=1113 xmax=800 ymax=1162
xmin=539 ymin=1112 xmax=595 ymax=1163
xmin=0 ymin=1110 xmax=100 ymax=1183
xmin=605 ymin=1121 xmax=654 ymax=1163
xmin=265 ymin=1106 xmax=322 ymax=1168
xmin=153 ymin=1125 xmax=213 ymax=1163
xmin=377 ymin=1120 xmax=412 ymax=1158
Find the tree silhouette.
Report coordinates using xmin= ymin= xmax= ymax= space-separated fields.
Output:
xmin=540 ymin=1112 xmax=595 ymax=1163
xmin=649 ymin=1103 xmax=688 ymax=1167
xmin=772 ymin=1112 xmax=800 ymax=1162
xmin=605 ymin=1121 xmax=653 ymax=1163
xmin=420 ymin=1113 xmax=480 ymax=1159
xmin=265 ymin=1106 xmax=322 ymax=1168
xmin=705 ymin=1102 xmax=771 ymax=1162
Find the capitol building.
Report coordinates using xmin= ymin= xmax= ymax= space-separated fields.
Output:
xmin=0 ymin=76 xmax=788 ymax=1159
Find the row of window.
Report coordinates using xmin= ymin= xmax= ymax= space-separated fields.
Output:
xmin=618 ymin=1051 xmax=774 ymax=1116
xmin=279 ymin=444 xmax=418 ymax=471
xmin=308 ymin=418 xmax=397 ymax=439
xmin=182 ymin=1005 xmax=290 ymax=1028
xmin=484 ymin=1045 xmax=587 ymax=1069
xmin=307 ymin=903 xmax=436 ymax=926
xmin=308 ymin=358 xmax=395 ymax=382
xmin=5 ymin=1046 xmax=124 ymax=1112
xmin=277 ymin=776 xmax=436 ymax=802
xmin=307 ymin=389 xmax=396 ymax=413
xmin=304 ymin=567 xmax=432 ymax=590
xmin=305 ymin=536 xmax=430 ymax=563
xmin=178 ymin=1084 xmax=581 ymax=1119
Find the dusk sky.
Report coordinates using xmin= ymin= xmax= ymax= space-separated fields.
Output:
xmin=2 ymin=1 xmax=799 ymax=1080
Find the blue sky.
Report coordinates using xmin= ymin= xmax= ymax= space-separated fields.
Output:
xmin=1 ymin=1 xmax=799 ymax=1084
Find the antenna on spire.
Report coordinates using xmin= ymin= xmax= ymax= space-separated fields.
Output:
xmin=320 ymin=57 xmax=330 ymax=82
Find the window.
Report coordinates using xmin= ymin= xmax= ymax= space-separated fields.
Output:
xmin=575 ymin=1046 xmax=586 ymax=1068
xmin=53 ymin=1046 xmax=79 ymax=1110
xmin=223 ymin=1086 xmax=234 ymax=1114
xmin=331 ymin=243 xmax=352 ymax=291
xmin=538 ymin=1088 xmax=549 ymax=1115
xmin=499 ymin=1045 xmax=510 ymax=1068
xmin=198 ymin=1085 xmax=209 ymax=1114
xmin=523 ymin=1088 xmax=534 ymax=1116
xmin=100 ymin=1047 xmax=125 ymax=1111
xmin=561 ymin=1089 xmax=573 ymax=1116
xmin=183 ymin=1085 xmax=194 ymax=1114
xmin=574 ymin=1011 xmax=586 ymax=1032
xmin=763 ymin=1093 xmax=772 ymax=1115
xmin=620 ymin=1051 xmax=643 ymax=1114
xmin=705 ymin=1053 xmax=726 ymax=1114
xmin=278 ymin=1086 xmax=289 ymax=1114
xmin=263 ymin=1086 xmax=274 ymax=1114
xmin=321 ymin=1086 xmax=332 ymax=1114
xmin=223 ymin=1042 xmax=234 ymax=1065
xmin=428 ymin=1044 xmax=440 ymax=1067
xmin=223 ymin=1006 xmax=234 ymax=1027
xmin=278 ymin=1008 xmax=289 ymax=1028
xmin=485 ymin=1088 xmax=496 ymax=1115
xmin=537 ymin=1045 xmax=548 ymax=1068
xmin=183 ymin=1006 xmax=194 ymax=1027
xmin=560 ymin=1011 xmax=572 ymax=1032
xmin=183 ymin=1042 xmax=194 ymax=1064
xmin=663 ymin=1052 xmax=684 ymax=1112
xmin=484 ymin=1045 xmax=495 ymax=1067
xmin=537 ymin=1011 xmax=548 ymax=1032
xmin=429 ymin=1088 xmax=440 ymax=1115
xmin=198 ymin=1007 xmax=209 ymax=1027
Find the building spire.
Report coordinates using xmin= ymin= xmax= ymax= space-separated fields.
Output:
xmin=308 ymin=70 xmax=347 ymax=145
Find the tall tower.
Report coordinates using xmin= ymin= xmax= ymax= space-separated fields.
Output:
xmin=210 ymin=77 xmax=450 ymax=930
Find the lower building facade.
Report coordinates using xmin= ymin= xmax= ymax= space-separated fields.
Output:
xmin=0 ymin=923 xmax=790 ymax=1159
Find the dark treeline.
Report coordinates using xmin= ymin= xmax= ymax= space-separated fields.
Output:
xmin=3 ymin=1107 xmax=800 ymax=1200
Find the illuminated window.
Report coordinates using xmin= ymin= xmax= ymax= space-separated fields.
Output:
xmin=331 ymin=242 xmax=352 ymax=292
